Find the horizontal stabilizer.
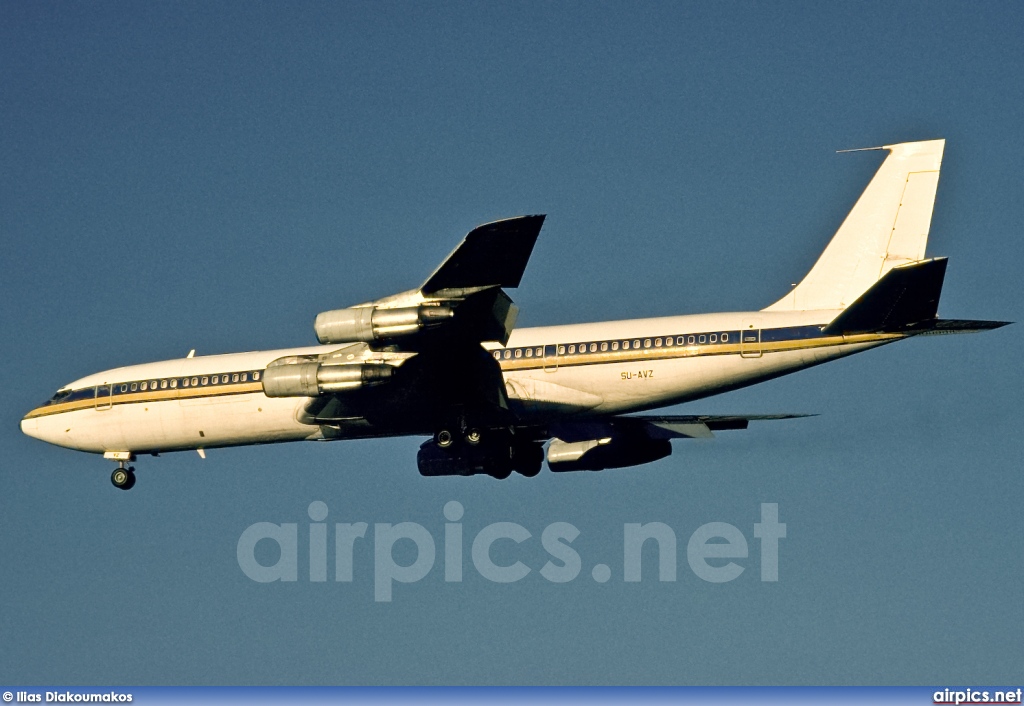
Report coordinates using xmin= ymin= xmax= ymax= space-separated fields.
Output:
xmin=907 ymin=318 xmax=1012 ymax=336
xmin=422 ymin=215 xmax=546 ymax=295
xmin=822 ymin=258 xmax=947 ymax=335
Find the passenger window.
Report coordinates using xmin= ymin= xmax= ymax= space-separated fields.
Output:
xmin=558 ymin=345 xmax=565 ymax=354
xmin=699 ymin=335 xmax=706 ymax=343
xmin=140 ymin=382 xmax=148 ymax=391
xmin=665 ymin=337 xmax=673 ymax=347
xmin=600 ymin=342 xmax=608 ymax=352
xmin=503 ymin=350 xmax=511 ymax=359
xmin=677 ymin=336 xmax=685 ymax=345
xmin=633 ymin=340 xmax=641 ymax=349
xmin=241 ymin=373 xmax=248 ymax=382
xmin=622 ymin=341 xmax=629 ymax=350
xmin=191 ymin=377 xmax=198 ymax=386
xmin=515 ymin=349 xmax=522 ymax=358
xmin=130 ymin=383 xmax=138 ymax=391
xmin=611 ymin=341 xmax=619 ymax=351
xmin=722 ymin=333 xmax=729 ymax=342
xmin=120 ymin=384 xmax=127 ymax=393
xmin=182 ymin=379 xmax=190 ymax=388
xmin=493 ymin=352 xmax=501 ymax=360
xmin=525 ymin=348 xmax=533 ymax=358
xmin=710 ymin=334 xmax=717 ymax=343
xmin=253 ymin=371 xmax=260 ymax=381
xmin=536 ymin=347 xmax=542 ymax=357
xmin=170 ymin=379 xmax=178 ymax=388
xmin=212 ymin=375 xmax=219 ymax=383
xmin=590 ymin=343 xmax=597 ymax=352
xmin=568 ymin=345 xmax=576 ymax=354
xmin=644 ymin=339 xmax=651 ymax=348
xmin=161 ymin=380 xmax=168 ymax=389
xmin=232 ymin=374 xmax=239 ymax=382
xmin=688 ymin=336 xmax=695 ymax=344
xmin=655 ymin=338 xmax=662 ymax=347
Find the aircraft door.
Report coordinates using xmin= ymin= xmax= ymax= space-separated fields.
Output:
xmin=543 ymin=344 xmax=559 ymax=372
xmin=740 ymin=321 xmax=762 ymax=358
xmin=95 ymin=383 xmax=113 ymax=410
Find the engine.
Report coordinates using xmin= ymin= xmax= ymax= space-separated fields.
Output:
xmin=262 ymin=361 xmax=393 ymax=398
xmin=314 ymin=304 xmax=453 ymax=344
xmin=547 ymin=436 xmax=671 ymax=472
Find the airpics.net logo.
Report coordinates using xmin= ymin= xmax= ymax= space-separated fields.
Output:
xmin=237 ymin=501 xmax=787 ymax=601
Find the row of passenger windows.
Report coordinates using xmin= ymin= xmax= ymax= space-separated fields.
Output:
xmin=110 ymin=370 xmax=262 ymax=394
xmin=492 ymin=332 xmax=734 ymax=361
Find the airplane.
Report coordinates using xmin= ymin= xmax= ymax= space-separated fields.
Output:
xmin=20 ymin=139 xmax=1009 ymax=490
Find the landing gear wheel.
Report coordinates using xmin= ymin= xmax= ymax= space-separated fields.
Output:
xmin=489 ymin=465 xmax=512 ymax=480
xmin=435 ymin=430 xmax=455 ymax=449
xmin=465 ymin=429 xmax=482 ymax=445
xmin=111 ymin=466 xmax=136 ymax=490
xmin=517 ymin=460 xmax=542 ymax=478
xmin=513 ymin=442 xmax=544 ymax=477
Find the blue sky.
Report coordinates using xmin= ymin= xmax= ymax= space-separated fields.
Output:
xmin=1 ymin=1 xmax=1021 ymax=685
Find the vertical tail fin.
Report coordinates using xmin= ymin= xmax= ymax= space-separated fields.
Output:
xmin=765 ymin=139 xmax=945 ymax=312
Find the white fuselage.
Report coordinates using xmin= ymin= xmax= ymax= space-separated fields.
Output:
xmin=21 ymin=308 xmax=899 ymax=457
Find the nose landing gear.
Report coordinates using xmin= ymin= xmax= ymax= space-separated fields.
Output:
xmin=104 ymin=451 xmax=137 ymax=490
xmin=111 ymin=463 xmax=136 ymax=490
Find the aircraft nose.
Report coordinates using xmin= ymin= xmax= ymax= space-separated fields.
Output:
xmin=21 ymin=414 xmax=41 ymax=439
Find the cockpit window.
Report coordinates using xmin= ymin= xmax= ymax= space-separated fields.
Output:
xmin=46 ymin=389 xmax=72 ymax=406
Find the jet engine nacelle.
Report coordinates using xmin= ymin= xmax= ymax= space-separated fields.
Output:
xmin=547 ymin=436 xmax=671 ymax=472
xmin=314 ymin=304 xmax=453 ymax=344
xmin=262 ymin=362 xmax=393 ymax=398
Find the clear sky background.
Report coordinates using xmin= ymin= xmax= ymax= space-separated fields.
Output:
xmin=1 ymin=1 xmax=1021 ymax=686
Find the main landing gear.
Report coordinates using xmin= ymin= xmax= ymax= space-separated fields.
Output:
xmin=418 ymin=427 xmax=544 ymax=479
xmin=111 ymin=462 xmax=136 ymax=491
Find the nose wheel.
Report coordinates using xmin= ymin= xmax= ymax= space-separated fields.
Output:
xmin=111 ymin=464 xmax=136 ymax=490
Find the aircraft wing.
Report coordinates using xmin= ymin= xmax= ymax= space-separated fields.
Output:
xmin=402 ymin=216 xmax=547 ymax=425
xmin=308 ymin=215 xmax=547 ymax=430
xmin=421 ymin=215 xmax=546 ymax=295
xmin=549 ymin=413 xmax=815 ymax=441
xmin=541 ymin=413 xmax=814 ymax=472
